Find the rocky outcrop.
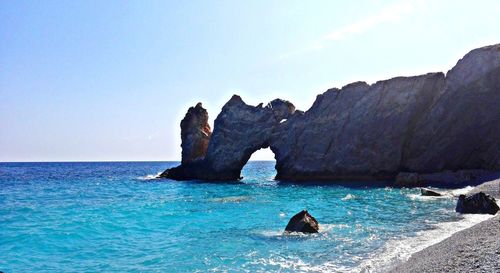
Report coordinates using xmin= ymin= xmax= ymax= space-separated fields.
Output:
xmin=456 ymin=192 xmax=499 ymax=215
xmin=420 ymin=188 xmax=442 ymax=196
xmin=161 ymin=44 xmax=500 ymax=183
xmin=160 ymin=96 xmax=295 ymax=180
xmin=404 ymin=45 xmax=500 ymax=174
xmin=273 ymin=73 xmax=446 ymax=180
xmin=180 ymin=103 xmax=211 ymax=164
xmin=284 ymin=210 xmax=319 ymax=234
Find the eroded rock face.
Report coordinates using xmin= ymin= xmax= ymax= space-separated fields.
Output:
xmin=456 ymin=192 xmax=499 ymax=215
xmin=161 ymin=44 xmax=500 ymax=182
xmin=180 ymin=103 xmax=211 ymax=164
xmin=405 ymin=44 xmax=500 ymax=173
xmin=272 ymin=73 xmax=446 ymax=180
xmin=284 ymin=210 xmax=319 ymax=234
xmin=160 ymin=95 xmax=295 ymax=180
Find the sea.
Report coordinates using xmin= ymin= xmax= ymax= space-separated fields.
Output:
xmin=0 ymin=161 xmax=492 ymax=272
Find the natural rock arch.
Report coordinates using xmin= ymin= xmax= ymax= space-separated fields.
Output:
xmin=161 ymin=44 xmax=500 ymax=183
xmin=160 ymin=95 xmax=296 ymax=180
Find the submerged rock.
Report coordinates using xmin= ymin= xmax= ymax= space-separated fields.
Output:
xmin=284 ymin=210 xmax=319 ymax=233
xmin=456 ymin=192 xmax=499 ymax=215
xmin=161 ymin=44 xmax=500 ymax=183
xmin=420 ymin=188 xmax=442 ymax=196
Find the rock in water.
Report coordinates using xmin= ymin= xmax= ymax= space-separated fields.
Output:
xmin=456 ymin=192 xmax=499 ymax=215
xmin=284 ymin=210 xmax=319 ymax=233
xmin=180 ymin=103 xmax=212 ymax=164
xmin=420 ymin=188 xmax=442 ymax=196
xmin=159 ymin=102 xmax=212 ymax=179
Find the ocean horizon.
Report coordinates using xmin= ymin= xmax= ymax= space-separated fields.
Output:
xmin=3 ymin=1 xmax=499 ymax=271
xmin=0 ymin=161 xmax=491 ymax=272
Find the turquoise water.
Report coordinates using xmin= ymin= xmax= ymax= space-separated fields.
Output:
xmin=0 ymin=161 xmax=480 ymax=272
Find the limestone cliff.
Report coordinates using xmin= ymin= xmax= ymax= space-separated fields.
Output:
xmin=160 ymin=44 xmax=500 ymax=183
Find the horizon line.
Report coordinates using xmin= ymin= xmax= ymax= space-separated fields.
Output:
xmin=0 ymin=159 xmax=276 ymax=163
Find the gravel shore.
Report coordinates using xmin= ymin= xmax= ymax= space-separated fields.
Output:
xmin=389 ymin=179 xmax=500 ymax=273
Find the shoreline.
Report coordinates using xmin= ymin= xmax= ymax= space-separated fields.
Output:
xmin=388 ymin=179 xmax=500 ymax=273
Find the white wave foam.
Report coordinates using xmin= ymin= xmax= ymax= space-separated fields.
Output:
xmin=257 ymin=223 xmax=347 ymax=239
xmin=406 ymin=193 xmax=449 ymax=201
xmin=257 ymin=229 xmax=317 ymax=239
xmin=342 ymin=193 xmax=356 ymax=201
xmin=257 ymin=230 xmax=284 ymax=237
xmin=208 ymin=196 xmax=252 ymax=203
xmin=406 ymin=185 xmax=476 ymax=201
xmin=136 ymin=172 xmax=162 ymax=180
xmin=354 ymin=213 xmax=493 ymax=273
xmin=248 ymin=185 xmax=488 ymax=273
xmin=247 ymin=254 xmax=350 ymax=273
xmin=448 ymin=186 xmax=475 ymax=196
xmin=320 ymin=223 xmax=350 ymax=232
xmin=250 ymin=213 xmax=491 ymax=273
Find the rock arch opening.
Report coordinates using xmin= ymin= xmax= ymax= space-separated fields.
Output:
xmin=240 ymin=147 xmax=277 ymax=181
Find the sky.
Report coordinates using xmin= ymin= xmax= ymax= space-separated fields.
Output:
xmin=1 ymin=0 xmax=499 ymax=162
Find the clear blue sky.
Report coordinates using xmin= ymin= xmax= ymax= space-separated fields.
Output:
xmin=1 ymin=0 xmax=499 ymax=162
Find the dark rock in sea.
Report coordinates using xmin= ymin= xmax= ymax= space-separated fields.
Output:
xmin=159 ymin=103 xmax=212 ymax=179
xmin=421 ymin=188 xmax=442 ymax=196
xmin=284 ymin=210 xmax=319 ymax=234
xmin=161 ymin=44 xmax=500 ymax=183
xmin=456 ymin=192 xmax=499 ymax=215
xmin=180 ymin=102 xmax=212 ymax=164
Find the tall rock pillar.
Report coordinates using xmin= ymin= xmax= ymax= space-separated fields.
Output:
xmin=180 ymin=103 xmax=212 ymax=164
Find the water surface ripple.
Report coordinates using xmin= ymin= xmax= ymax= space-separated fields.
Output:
xmin=0 ymin=162 xmax=486 ymax=272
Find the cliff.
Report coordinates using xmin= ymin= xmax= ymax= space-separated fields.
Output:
xmin=160 ymin=44 xmax=500 ymax=183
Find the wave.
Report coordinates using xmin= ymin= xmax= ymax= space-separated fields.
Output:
xmin=354 ymin=213 xmax=493 ymax=273
xmin=342 ymin=193 xmax=356 ymax=201
xmin=208 ymin=196 xmax=252 ymax=203
xmin=254 ymin=223 xmax=351 ymax=244
xmin=250 ymin=184 xmax=490 ymax=273
xmin=136 ymin=172 xmax=162 ymax=180
xmin=448 ymin=186 xmax=475 ymax=196
xmin=406 ymin=193 xmax=449 ymax=201
xmin=406 ymin=185 xmax=476 ymax=201
xmin=247 ymin=254 xmax=351 ymax=273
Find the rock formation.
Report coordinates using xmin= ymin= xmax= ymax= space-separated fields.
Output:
xmin=160 ymin=44 xmax=500 ymax=183
xmin=456 ymin=192 xmax=499 ymax=215
xmin=160 ymin=96 xmax=295 ymax=180
xmin=284 ymin=210 xmax=319 ymax=234
xmin=420 ymin=188 xmax=442 ymax=197
xmin=180 ymin=103 xmax=211 ymax=164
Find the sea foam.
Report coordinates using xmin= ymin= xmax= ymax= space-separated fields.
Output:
xmin=354 ymin=213 xmax=493 ymax=273
xmin=136 ymin=172 xmax=162 ymax=180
